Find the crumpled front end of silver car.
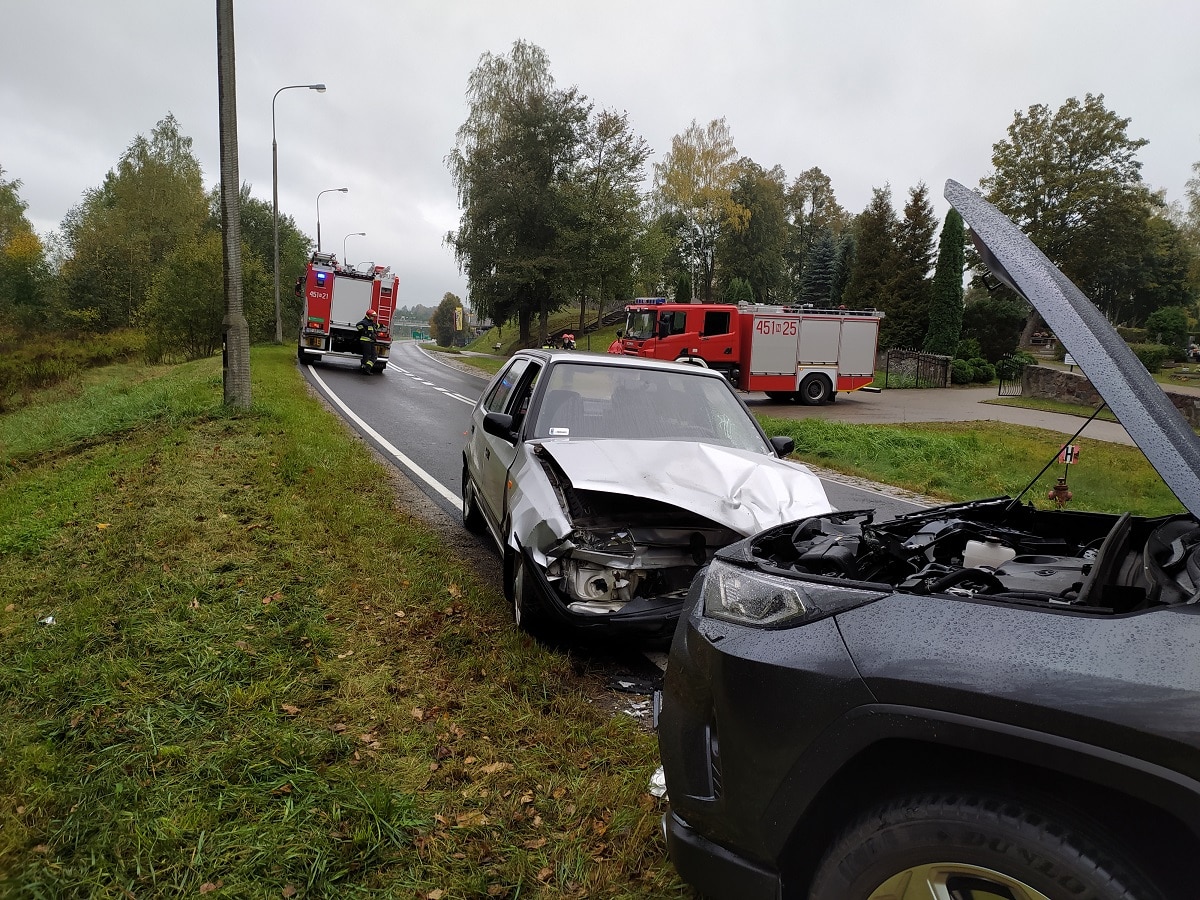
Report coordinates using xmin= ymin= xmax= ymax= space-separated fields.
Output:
xmin=507 ymin=439 xmax=834 ymax=616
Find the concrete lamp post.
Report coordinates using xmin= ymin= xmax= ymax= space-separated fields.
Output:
xmin=271 ymin=82 xmax=326 ymax=344
xmin=343 ymin=232 xmax=366 ymax=268
xmin=316 ymin=187 xmax=348 ymax=254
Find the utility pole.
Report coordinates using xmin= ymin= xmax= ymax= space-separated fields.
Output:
xmin=216 ymin=0 xmax=250 ymax=406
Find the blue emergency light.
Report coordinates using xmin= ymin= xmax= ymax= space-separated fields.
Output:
xmin=315 ymin=272 xmax=328 ymax=286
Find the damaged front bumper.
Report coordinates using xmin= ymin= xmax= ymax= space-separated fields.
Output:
xmin=519 ymin=546 xmax=684 ymax=639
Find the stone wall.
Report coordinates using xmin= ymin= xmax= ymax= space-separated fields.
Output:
xmin=1022 ymin=364 xmax=1200 ymax=428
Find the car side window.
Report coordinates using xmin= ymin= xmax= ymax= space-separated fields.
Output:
xmin=483 ymin=359 xmax=530 ymax=414
xmin=506 ymin=363 xmax=542 ymax=433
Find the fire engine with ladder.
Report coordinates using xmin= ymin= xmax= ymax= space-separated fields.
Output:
xmin=296 ymin=252 xmax=398 ymax=373
xmin=617 ymin=301 xmax=882 ymax=404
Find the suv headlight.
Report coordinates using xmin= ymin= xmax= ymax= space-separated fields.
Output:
xmin=701 ymin=559 xmax=886 ymax=628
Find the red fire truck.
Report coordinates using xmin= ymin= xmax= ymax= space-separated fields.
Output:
xmin=617 ymin=301 xmax=882 ymax=404
xmin=296 ymin=252 xmax=398 ymax=372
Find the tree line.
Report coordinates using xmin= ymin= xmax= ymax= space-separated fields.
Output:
xmin=3 ymin=47 xmax=1200 ymax=366
xmin=449 ymin=40 xmax=1200 ymax=360
xmin=0 ymin=113 xmax=311 ymax=360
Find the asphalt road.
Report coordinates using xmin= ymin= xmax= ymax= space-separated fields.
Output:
xmin=299 ymin=340 xmax=928 ymax=524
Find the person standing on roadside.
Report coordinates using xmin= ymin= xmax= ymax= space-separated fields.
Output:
xmin=357 ymin=309 xmax=380 ymax=373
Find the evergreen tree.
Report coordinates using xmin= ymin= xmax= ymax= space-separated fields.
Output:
xmin=830 ymin=232 xmax=856 ymax=307
xmin=673 ymin=273 xmax=691 ymax=303
xmin=724 ymin=277 xmax=754 ymax=304
xmin=799 ymin=229 xmax=835 ymax=306
xmin=885 ymin=183 xmax=937 ymax=348
xmin=841 ymin=187 xmax=899 ymax=337
xmin=924 ymin=208 xmax=965 ymax=356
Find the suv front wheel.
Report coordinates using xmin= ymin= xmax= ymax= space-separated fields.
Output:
xmin=809 ymin=790 xmax=1163 ymax=900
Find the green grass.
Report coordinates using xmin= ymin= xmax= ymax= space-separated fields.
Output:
xmin=984 ymin=395 xmax=1121 ymax=423
xmin=760 ymin=416 xmax=1185 ymax=516
xmin=1 ymin=346 xmax=685 ymax=899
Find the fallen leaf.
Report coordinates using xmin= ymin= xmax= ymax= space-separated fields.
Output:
xmin=336 ymin=650 xmax=354 ymax=659
xmin=454 ymin=810 xmax=488 ymax=827
xmin=481 ymin=762 xmax=511 ymax=775
xmin=4 ymin=604 xmax=14 ymax=612
xmin=447 ymin=583 xmax=462 ymax=599
xmin=200 ymin=880 xmax=223 ymax=893
xmin=97 ymin=523 xmax=110 ymax=530
xmin=332 ymin=723 xmax=347 ymax=733
xmin=411 ymin=707 xmax=425 ymax=721
xmin=280 ymin=704 xmax=301 ymax=716
xmin=464 ymin=756 xmax=477 ymax=765
xmin=537 ymin=867 xmax=553 ymax=880
xmin=282 ymin=885 xmax=297 ymax=898
xmin=520 ymin=792 xmax=534 ymax=804
xmin=524 ymin=837 xmax=547 ymax=849
xmin=427 ymin=891 xmax=445 ymax=900
xmin=189 ymin=599 xmax=200 ymax=609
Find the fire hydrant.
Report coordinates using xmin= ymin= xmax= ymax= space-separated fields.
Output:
xmin=1048 ymin=477 xmax=1073 ymax=508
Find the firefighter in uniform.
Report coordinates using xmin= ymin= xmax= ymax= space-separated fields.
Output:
xmin=356 ymin=309 xmax=380 ymax=373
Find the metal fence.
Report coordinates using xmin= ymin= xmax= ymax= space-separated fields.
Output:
xmin=996 ymin=355 xmax=1026 ymax=397
xmin=883 ymin=349 xmax=950 ymax=389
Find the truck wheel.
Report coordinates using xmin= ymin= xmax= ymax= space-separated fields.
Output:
xmin=798 ymin=374 xmax=832 ymax=405
xmin=462 ymin=468 xmax=486 ymax=534
xmin=372 ymin=361 xmax=387 ymax=374
xmin=809 ymin=790 xmax=1163 ymax=900
xmin=764 ymin=391 xmax=794 ymax=402
xmin=298 ymin=347 xmax=319 ymax=365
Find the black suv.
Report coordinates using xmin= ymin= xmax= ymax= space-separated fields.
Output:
xmin=657 ymin=181 xmax=1200 ymax=900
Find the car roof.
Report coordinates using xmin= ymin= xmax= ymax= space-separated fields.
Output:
xmin=946 ymin=179 xmax=1200 ymax=518
xmin=513 ymin=348 xmax=733 ymax=379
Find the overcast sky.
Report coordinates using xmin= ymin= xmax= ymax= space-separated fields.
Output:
xmin=4 ymin=0 xmax=1198 ymax=309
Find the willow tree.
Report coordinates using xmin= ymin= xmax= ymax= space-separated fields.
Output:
xmin=446 ymin=40 xmax=587 ymax=345
xmin=652 ymin=118 xmax=747 ymax=301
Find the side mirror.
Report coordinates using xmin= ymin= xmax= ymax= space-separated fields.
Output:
xmin=616 ymin=330 xmax=623 ymax=338
xmin=482 ymin=411 xmax=516 ymax=442
xmin=770 ymin=435 xmax=795 ymax=458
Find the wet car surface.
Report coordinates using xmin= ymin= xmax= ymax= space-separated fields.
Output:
xmin=656 ymin=181 xmax=1200 ymax=900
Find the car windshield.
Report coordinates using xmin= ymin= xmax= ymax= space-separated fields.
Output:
xmin=624 ymin=310 xmax=657 ymax=341
xmin=530 ymin=362 xmax=771 ymax=453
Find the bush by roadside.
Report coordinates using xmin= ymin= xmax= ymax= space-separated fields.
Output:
xmin=0 ymin=328 xmax=145 ymax=413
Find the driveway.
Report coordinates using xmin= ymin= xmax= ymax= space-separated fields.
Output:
xmin=745 ymin=386 xmax=1138 ymax=446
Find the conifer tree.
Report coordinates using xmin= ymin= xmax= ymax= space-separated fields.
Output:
xmin=923 ymin=208 xmax=965 ymax=356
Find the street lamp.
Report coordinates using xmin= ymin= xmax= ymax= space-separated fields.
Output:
xmin=343 ymin=232 xmax=366 ymax=266
xmin=272 ymin=82 xmax=326 ymax=344
xmin=316 ymin=187 xmax=348 ymax=254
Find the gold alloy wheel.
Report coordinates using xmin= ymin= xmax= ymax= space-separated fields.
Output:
xmin=867 ymin=862 xmax=1053 ymax=900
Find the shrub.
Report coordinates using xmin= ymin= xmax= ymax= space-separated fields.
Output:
xmin=1129 ymin=343 xmax=1172 ymax=373
xmin=950 ymin=358 xmax=973 ymax=384
xmin=971 ymin=361 xmax=997 ymax=383
xmin=1117 ymin=325 xmax=1147 ymax=343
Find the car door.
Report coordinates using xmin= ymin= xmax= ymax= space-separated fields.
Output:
xmin=473 ymin=358 xmax=542 ymax=535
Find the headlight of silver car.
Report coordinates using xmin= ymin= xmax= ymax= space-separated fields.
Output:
xmin=701 ymin=559 xmax=886 ymax=628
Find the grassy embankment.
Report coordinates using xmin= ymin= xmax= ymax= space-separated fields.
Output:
xmin=0 ymin=346 xmax=684 ymax=899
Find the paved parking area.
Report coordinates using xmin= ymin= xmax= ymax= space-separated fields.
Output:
xmin=744 ymin=386 xmax=1137 ymax=446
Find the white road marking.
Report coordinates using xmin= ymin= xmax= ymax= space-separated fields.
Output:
xmin=306 ymin=364 xmax=463 ymax=507
xmin=390 ymin=367 xmax=475 ymax=405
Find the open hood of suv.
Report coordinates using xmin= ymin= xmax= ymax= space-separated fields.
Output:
xmin=945 ymin=179 xmax=1200 ymax=519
